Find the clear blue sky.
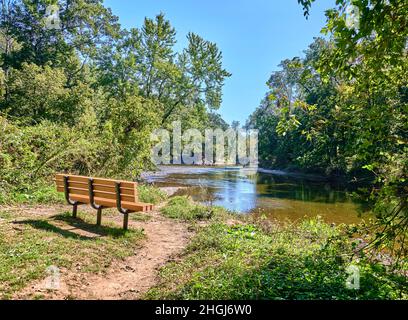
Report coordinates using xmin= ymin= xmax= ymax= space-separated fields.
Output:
xmin=104 ymin=0 xmax=334 ymax=125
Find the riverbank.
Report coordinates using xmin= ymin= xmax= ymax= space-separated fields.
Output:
xmin=0 ymin=182 xmax=406 ymax=300
xmin=146 ymin=196 xmax=407 ymax=300
xmin=0 ymin=188 xmax=406 ymax=300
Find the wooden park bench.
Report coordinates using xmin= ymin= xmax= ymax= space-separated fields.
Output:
xmin=55 ymin=174 xmax=153 ymax=230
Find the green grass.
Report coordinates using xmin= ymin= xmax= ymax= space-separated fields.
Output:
xmin=161 ymin=196 xmax=228 ymax=221
xmin=137 ymin=184 xmax=167 ymax=204
xmin=131 ymin=213 xmax=152 ymax=222
xmin=146 ymin=218 xmax=407 ymax=300
xmin=0 ymin=185 xmax=64 ymax=205
xmin=0 ymin=210 xmax=145 ymax=299
xmin=0 ymin=210 xmax=12 ymax=220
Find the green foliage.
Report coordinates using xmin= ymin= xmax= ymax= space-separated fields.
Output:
xmin=0 ymin=0 xmax=120 ymax=70
xmin=248 ymin=1 xmax=407 ymax=255
xmin=147 ymin=218 xmax=407 ymax=300
xmin=101 ymin=95 xmax=161 ymax=179
xmin=95 ymin=13 xmax=230 ymax=126
xmin=297 ymin=0 xmax=316 ymax=18
xmin=137 ymin=184 xmax=167 ymax=205
xmin=161 ymin=196 xmax=227 ymax=221
xmin=0 ymin=3 xmax=230 ymax=201
xmin=0 ymin=185 xmax=64 ymax=205
xmin=246 ymin=38 xmax=346 ymax=173
xmin=0 ymin=114 xmax=102 ymax=191
xmin=3 ymin=63 xmax=94 ymax=125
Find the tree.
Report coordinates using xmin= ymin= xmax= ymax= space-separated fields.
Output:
xmin=208 ymin=112 xmax=229 ymax=130
xmin=300 ymin=0 xmax=407 ymax=251
xmin=95 ymin=13 xmax=231 ymax=126
xmin=2 ymin=62 xmax=94 ymax=124
xmin=107 ymin=95 xmax=161 ymax=178
xmin=165 ymin=32 xmax=231 ymax=123
xmin=0 ymin=0 xmax=120 ymax=74
xmin=231 ymin=121 xmax=240 ymax=130
xmin=0 ymin=4 xmax=232 ymax=190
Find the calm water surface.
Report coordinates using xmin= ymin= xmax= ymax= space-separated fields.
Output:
xmin=144 ymin=166 xmax=366 ymax=224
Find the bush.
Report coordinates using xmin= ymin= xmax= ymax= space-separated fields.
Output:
xmin=161 ymin=196 xmax=226 ymax=221
xmin=137 ymin=185 xmax=167 ymax=204
xmin=0 ymin=115 xmax=102 ymax=194
xmin=0 ymin=106 xmax=161 ymax=204
xmin=0 ymin=185 xmax=65 ymax=205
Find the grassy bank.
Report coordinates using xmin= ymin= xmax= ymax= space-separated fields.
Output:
xmin=146 ymin=196 xmax=408 ymax=300
xmin=1 ymin=191 xmax=406 ymax=300
xmin=0 ymin=210 xmax=145 ymax=299
xmin=0 ymin=183 xmax=166 ymax=299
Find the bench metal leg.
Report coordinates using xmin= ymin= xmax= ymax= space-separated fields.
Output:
xmin=115 ymin=182 xmax=130 ymax=231
xmin=123 ymin=213 xmax=129 ymax=230
xmin=72 ymin=203 xmax=78 ymax=218
xmin=64 ymin=176 xmax=79 ymax=219
xmin=96 ymin=208 xmax=102 ymax=226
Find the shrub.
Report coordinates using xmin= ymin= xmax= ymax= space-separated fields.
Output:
xmin=137 ymin=184 xmax=167 ymax=204
xmin=161 ymin=196 xmax=225 ymax=221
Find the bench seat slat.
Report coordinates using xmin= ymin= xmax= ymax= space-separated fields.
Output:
xmin=55 ymin=180 xmax=136 ymax=196
xmin=56 ymin=186 xmax=136 ymax=202
xmin=69 ymin=194 xmax=153 ymax=212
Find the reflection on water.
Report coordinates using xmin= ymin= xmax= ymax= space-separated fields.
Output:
xmin=144 ymin=166 xmax=366 ymax=224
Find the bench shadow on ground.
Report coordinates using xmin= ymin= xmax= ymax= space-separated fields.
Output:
xmin=14 ymin=213 xmax=129 ymax=240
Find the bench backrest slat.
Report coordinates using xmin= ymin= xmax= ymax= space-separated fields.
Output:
xmin=55 ymin=174 xmax=138 ymax=202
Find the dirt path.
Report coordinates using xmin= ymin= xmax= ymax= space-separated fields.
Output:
xmin=13 ymin=206 xmax=192 ymax=300
xmin=80 ymin=212 xmax=190 ymax=300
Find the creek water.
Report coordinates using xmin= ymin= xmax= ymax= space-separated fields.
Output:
xmin=143 ymin=166 xmax=367 ymax=224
